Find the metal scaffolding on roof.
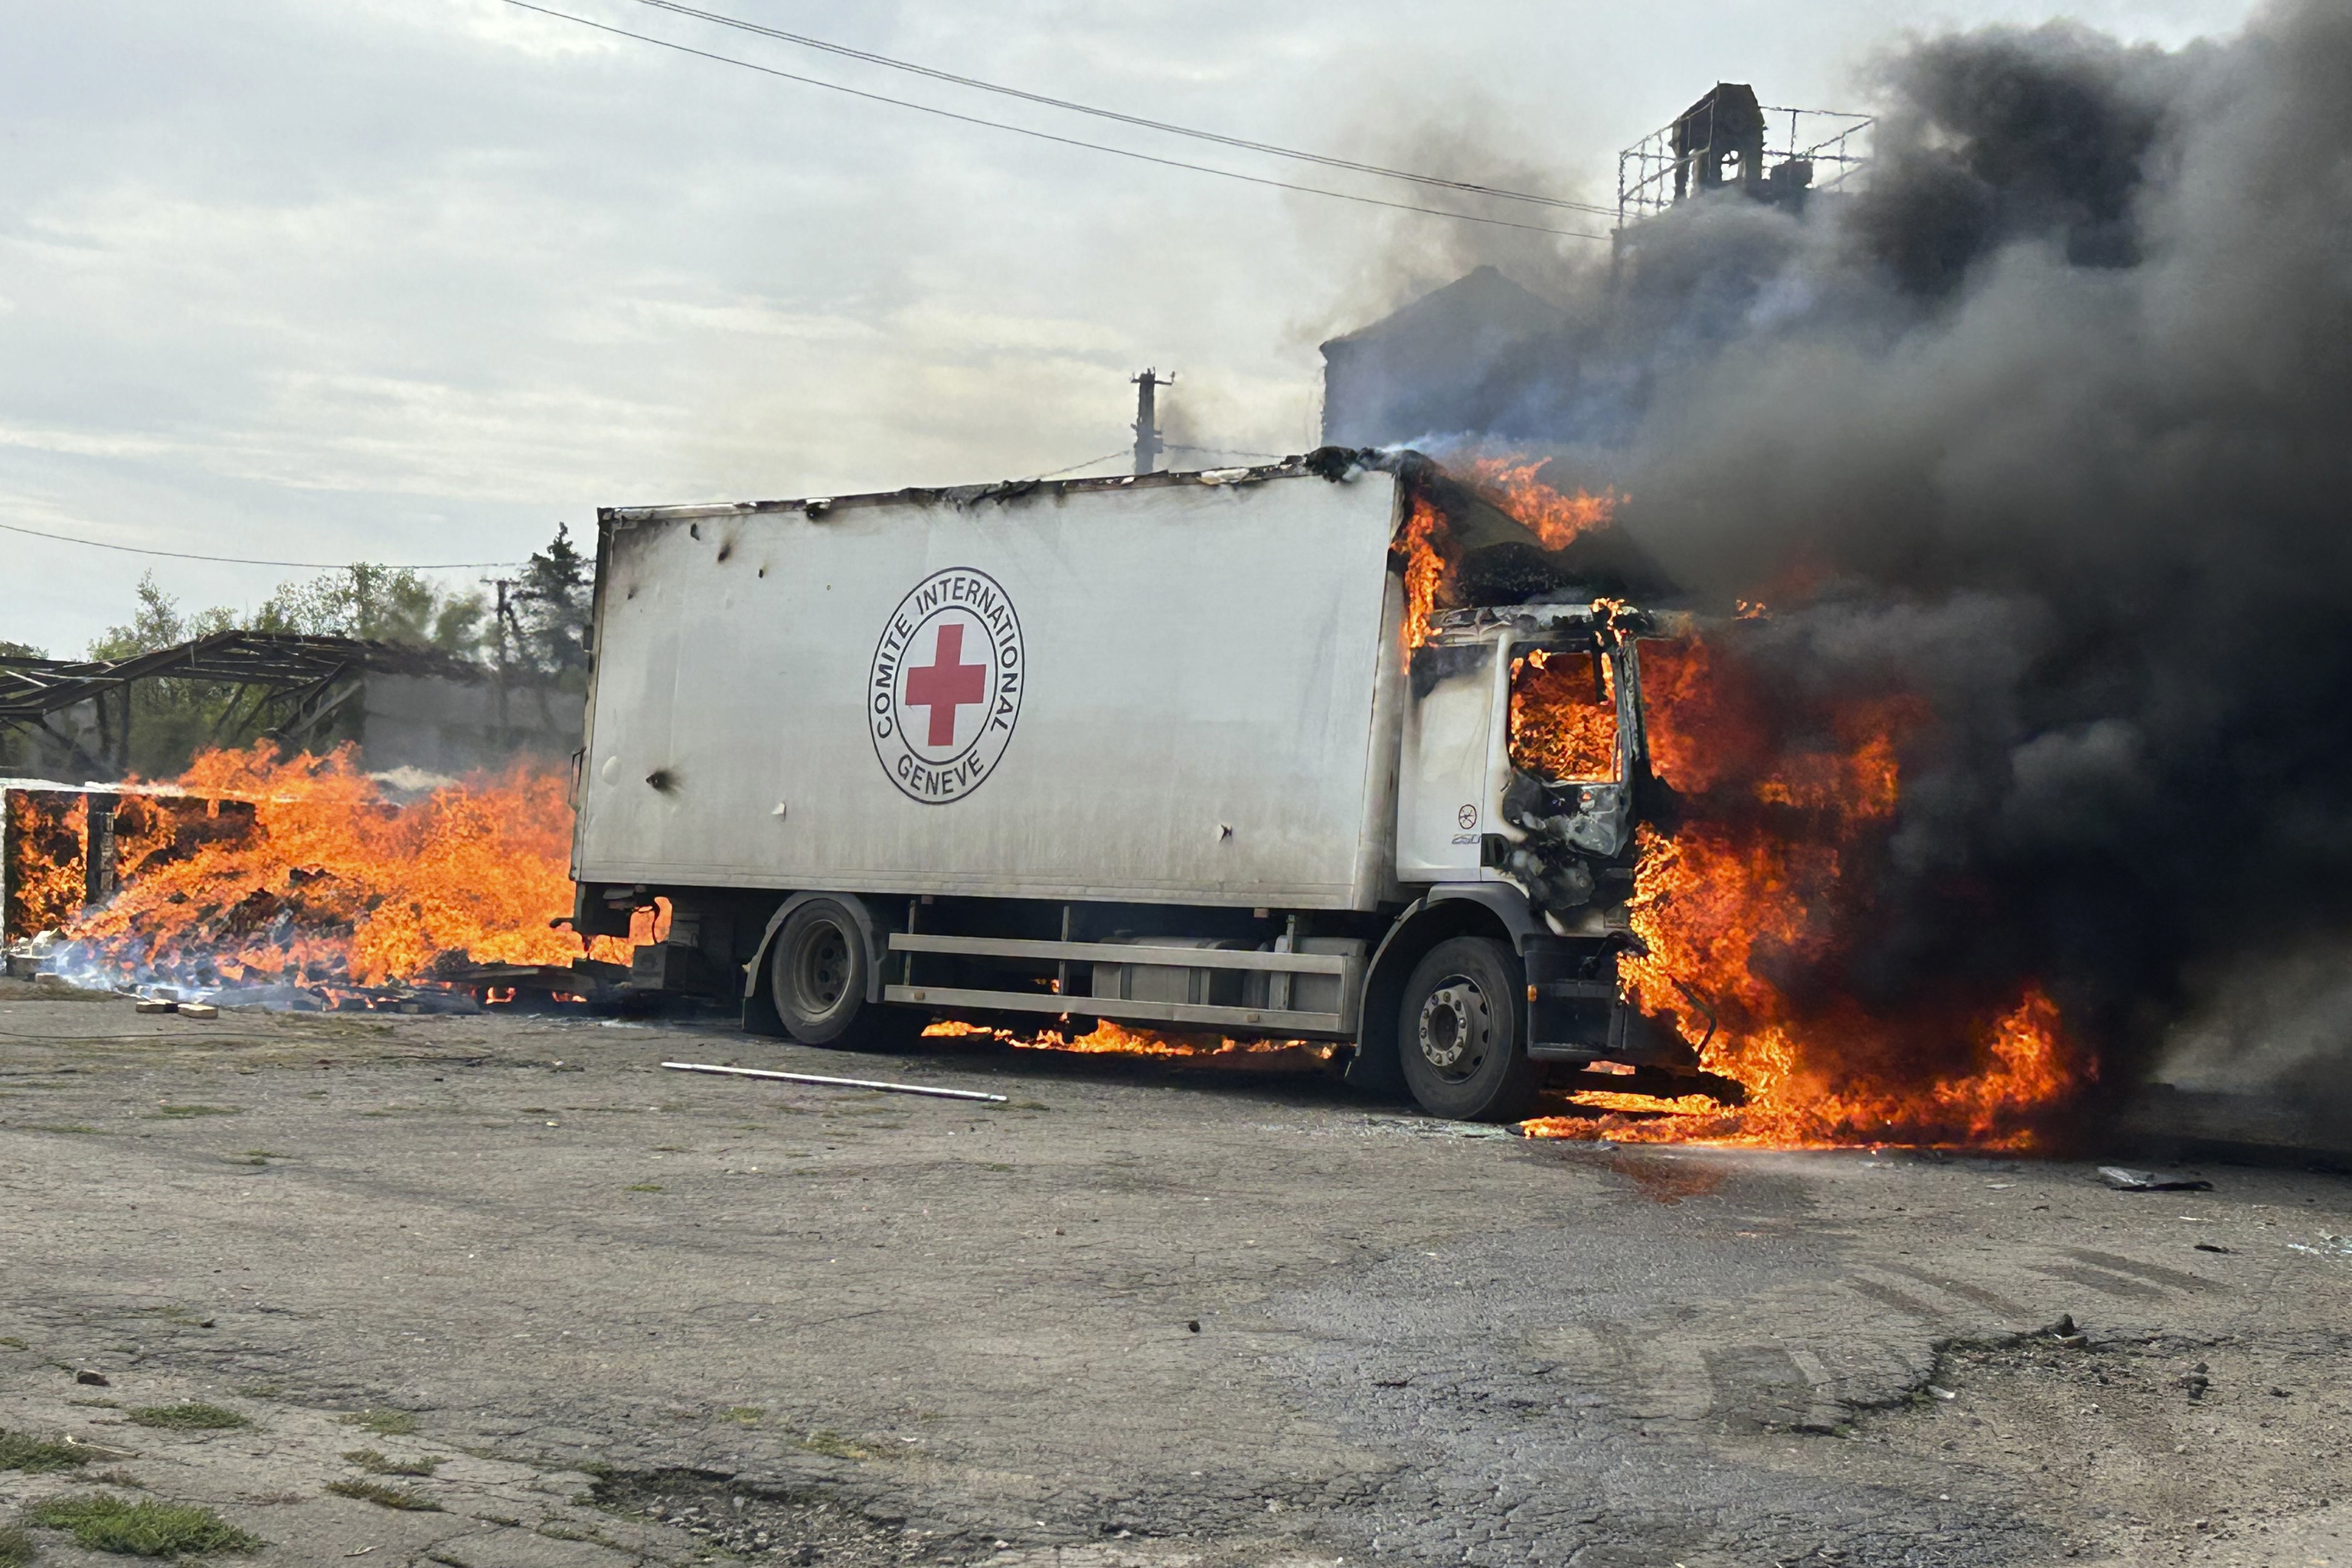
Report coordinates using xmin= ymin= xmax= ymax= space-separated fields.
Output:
xmin=1617 ymin=83 xmax=1874 ymax=230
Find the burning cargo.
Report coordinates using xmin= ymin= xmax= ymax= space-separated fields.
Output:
xmin=570 ymin=450 xmax=1708 ymax=1121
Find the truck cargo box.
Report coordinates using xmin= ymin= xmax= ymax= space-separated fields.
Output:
xmin=575 ymin=467 xmax=1409 ymax=911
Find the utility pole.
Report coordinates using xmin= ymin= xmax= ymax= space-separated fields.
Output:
xmin=1131 ymin=368 xmax=1174 ymax=475
xmin=482 ymin=576 xmax=524 ymax=733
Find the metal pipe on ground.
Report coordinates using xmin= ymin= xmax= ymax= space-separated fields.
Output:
xmin=659 ymin=1060 xmax=1008 ymax=1103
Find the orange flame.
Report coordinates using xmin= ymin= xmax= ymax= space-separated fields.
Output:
xmin=1520 ymin=633 xmax=2085 ymax=1149
xmin=1460 ymin=456 xmax=1620 ymax=550
xmin=923 ymin=1017 xmax=1329 ymax=1060
xmin=58 ymin=743 xmax=635 ymax=989
xmin=1399 ymin=457 xmax=1621 ymax=652
xmin=1400 ymin=492 xmax=1450 ymax=651
xmin=1510 ymin=648 xmax=1617 ymax=782
xmin=4 ymin=792 xmax=89 ymax=938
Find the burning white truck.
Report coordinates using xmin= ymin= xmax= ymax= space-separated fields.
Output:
xmin=569 ymin=449 xmax=1704 ymax=1120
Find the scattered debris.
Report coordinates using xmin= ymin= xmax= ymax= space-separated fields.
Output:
xmin=660 ymin=1061 xmax=1008 ymax=1103
xmin=178 ymin=1002 xmax=217 ymax=1021
xmin=133 ymin=998 xmax=177 ymax=1015
xmin=2194 ymin=1242 xmax=2232 ymax=1253
xmin=2177 ymin=1364 xmax=2210 ymax=1399
xmin=1926 ymin=1385 xmax=1957 ymax=1400
xmin=2097 ymin=1166 xmax=2213 ymax=1192
xmin=74 ymin=1370 xmax=109 ymax=1387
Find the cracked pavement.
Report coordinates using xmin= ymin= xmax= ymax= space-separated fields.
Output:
xmin=0 ymin=982 xmax=2347 ymax=1566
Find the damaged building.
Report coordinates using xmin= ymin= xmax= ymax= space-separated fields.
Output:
xmin=1320 ymin=83 xmax=1870 ymax=449
xmin=0 ymin=631 xmax=581 ymax=783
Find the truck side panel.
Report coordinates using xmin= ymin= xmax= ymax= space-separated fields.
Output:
xmin=575 ymin=472 xmax=1403 ymax=910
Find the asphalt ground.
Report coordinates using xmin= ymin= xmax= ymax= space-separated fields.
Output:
xmin=1 ymin=978 xmax=2347 ymax=1568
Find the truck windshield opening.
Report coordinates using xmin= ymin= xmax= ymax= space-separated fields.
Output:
xmin=1510 ymin=647 xmax=1619 ymax=783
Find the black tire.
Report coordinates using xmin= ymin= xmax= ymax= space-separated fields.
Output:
xmin=1397 ymin=936 xmax=1540 ymax=1122
xmin=767 ymin=898 xmax=920 ymax=1050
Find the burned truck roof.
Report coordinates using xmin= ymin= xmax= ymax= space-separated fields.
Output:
xmin=599 ymin=446 xmax=1683 ymax=609
xmin=598 ymin=453 xmax=1328 ymax=527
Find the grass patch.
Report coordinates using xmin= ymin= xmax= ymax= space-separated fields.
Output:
xmin=325 ymin=1478 xmax=441 ymax=1511
xmin=341 ymin=1449 xmax=439 ymax=1476
xmin=24 ymin=1494 xmax=260 ymax=1556
xmin=0 ymin=1524 xmax=29 ymax=1566
xmin=0 ymin=1428 xmax=92 ymax=1472
xmin=794 ymin=1429 xmax=871 ymax=1460
xmin=152 ymin=1105 xmax=240 ymax=1119
xmin=719 ymin=1406 xmax=763 ymax=1426
xmin=126 ymin=1402 xmax=250 ymax=1431
xmin=239 ymin=1149 xmax=286 ymax=1158
xmin=338 ymin=1409 xmax=417 ymax=1436
xmin=623 ymin=1183 xmax=663 ymax=1193
xmin=22 ymin=1124 xmax=107 ymax=1135
xmin=0 ymin=1336 xmax=25 ymax=1350
xmin=127 ymin=1307 xmax=203 ymax=1325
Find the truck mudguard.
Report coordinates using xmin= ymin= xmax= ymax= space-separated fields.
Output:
xmin=744 ymin=891 xmax=890 ymax=1006
xmin=1349 ymin=884 xmax=1544 ymax=1095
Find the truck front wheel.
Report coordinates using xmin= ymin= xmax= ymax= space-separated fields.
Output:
xmin=769 ymin=898 xmax=916 ymax=1050
xmin=1398 ymin=936 xmax=1540 ymax=1123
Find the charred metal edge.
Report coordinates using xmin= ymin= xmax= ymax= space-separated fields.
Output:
xmin=594 ymin=448 xmax=1423 ymax=527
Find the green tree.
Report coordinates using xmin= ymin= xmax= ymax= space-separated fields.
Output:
xmin=80 ymin=573 xmax=242 ymax=775
xmin=507 ymin=523 xmax=590 ymax=689
xmin=253 ymin=564 xmax=485 ymax=655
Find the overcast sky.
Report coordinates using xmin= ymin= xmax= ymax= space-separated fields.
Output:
xmin=1 ymin=0 xmax=2260 ymax=655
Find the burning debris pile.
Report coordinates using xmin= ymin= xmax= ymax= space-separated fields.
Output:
xmin=12 ymin=744 xmax=645 ymax=1008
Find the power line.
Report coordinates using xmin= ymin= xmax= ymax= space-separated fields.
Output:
xmin=1027 ymin=449 xmax=1130 ymax=480
xmin=0 ymin=518 xmax=527 ymax=571
xmin=1166 ymin=443 xmax=1290 ymax=460
xmin=632 ymin=0 xmax=1619 ymax=220
xmin=496 ymin=1 xmax=1609 ymax=241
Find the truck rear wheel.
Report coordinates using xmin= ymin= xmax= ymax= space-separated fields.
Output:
xmin=769 ymin=897 xmax=917 ymax=1050
xmin=1398 ymin=936 xmax=1540 ymax=1123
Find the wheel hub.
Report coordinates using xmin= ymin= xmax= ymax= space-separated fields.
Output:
xmin=1418 ymin=980 xmax=1481 ymax=1072
xmin=796 ymin=923 xmax=851 ymax=1012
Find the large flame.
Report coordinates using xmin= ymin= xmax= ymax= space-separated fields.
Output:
xmin=1510 ymin=647 xmax=1617 ymax=782
xmin=56 ymin=743 xmax=637 ymax=993
xmin=1411 ymin=455 xmax=2084 ymax=1148
xmin=5 ymin=791 xmax=89 ymax=939
xmin=1460 ymin=456 xmax=1619 ymax=550
xmin=1399 ymin=458 xmax=1619 ymax=651
xmin=1522 ymin=634 xmax=2085 ymax=1148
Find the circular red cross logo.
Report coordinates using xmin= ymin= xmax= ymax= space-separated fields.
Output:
xmin=867 ymin=568 xmax=1024 ymax=803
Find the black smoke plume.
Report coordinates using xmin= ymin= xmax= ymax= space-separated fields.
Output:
xmin=1386 ymin=0 xmax=2352 ymax=1119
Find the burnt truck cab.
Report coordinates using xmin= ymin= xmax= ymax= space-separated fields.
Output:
xmin=1368 ymin=599 xmax=1706 ymax=1116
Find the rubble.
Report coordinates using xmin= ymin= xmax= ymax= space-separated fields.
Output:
xmin=2099 ymin=1166 xmax=2216 ymax=1192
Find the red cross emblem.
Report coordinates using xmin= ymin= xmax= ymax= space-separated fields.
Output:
xmin=903 ymin=622 xmax=988 ymax=746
